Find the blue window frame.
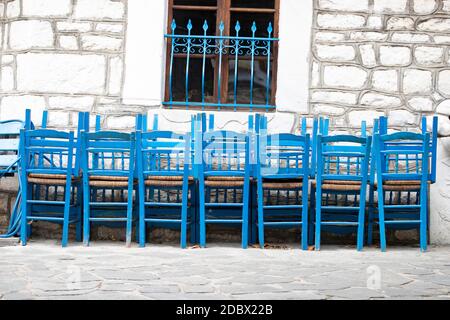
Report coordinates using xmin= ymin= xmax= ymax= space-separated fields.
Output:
xmin=164 ymin=0 xmax=280 ymax=112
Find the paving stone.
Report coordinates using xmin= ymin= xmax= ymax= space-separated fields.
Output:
xmin=138 ymin=285 xmax=180 ymax=294
xmin=323 ymin=287 xmax=387 ymax=299
xmin=1 ymin=242 xmax=450 ymax=300
xmin=182 ymin=285 xmax=216 ymax=294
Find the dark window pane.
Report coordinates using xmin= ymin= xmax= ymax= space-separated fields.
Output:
xmin=174 ymin=0 xmax=217 ymax=6
xmin=228 ymin=59 xmax=272 ymax=105
xmin=172 ymin=9 xmax=217 ymax=35
xmin=231 ymin=0 xmax=275 ymax=9
xmin=230 ymin=12 xmax=274 ymax=37
xmin=172 ymin=57 xmax=216 ymax=103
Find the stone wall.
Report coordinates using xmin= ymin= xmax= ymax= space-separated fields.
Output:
xmin=0 ymin=0 xmax=132 ymax=129
xmin=311 ymin=0 xmax=450 ymax=133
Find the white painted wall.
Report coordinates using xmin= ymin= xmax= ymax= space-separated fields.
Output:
xmin=276 ymin=0 xmax=312 ymax=114
xmin=430 ymin=137 xmax=450 ymax=245
xmin=122 ymin=0 xmax=167 ymax=106
xmin=123 ymin=0 xmax=313 ymax=132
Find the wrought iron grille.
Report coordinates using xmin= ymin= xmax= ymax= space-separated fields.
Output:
xmin=164 ymin=19 xmax=279 ymax=112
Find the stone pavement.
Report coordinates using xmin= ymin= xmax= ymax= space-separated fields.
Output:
xmin=0 ymin=240 xmax=449 ymax=300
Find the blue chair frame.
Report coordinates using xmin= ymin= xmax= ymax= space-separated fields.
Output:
xmin=314 ymin=134 xmax=372 ymax=251
xmin=367 ymin=116 xmax=438 ymax=247
xmin=196 ymin=129 xmax=251 ymax=248
xmin=0 ymin=120 xmax=26 ymax=238
xmin=81 ymin=131 xmax=136 ymax=247
xmin=19 ymin=129 xmax=81 ymax=247
xmin=136 ymin=130 xmax=195 ymax=248
xmin=256 ymin=132 xmax=310 ymax=249
xmin=373 ymin=131 xmax=430 ymax=252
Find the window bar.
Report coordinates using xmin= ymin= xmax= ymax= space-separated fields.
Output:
xmin=169 ymin=19 xmax=177 ymax=108
xmin=233 ymin=21 xmax=241 ymax=111
xmin=265 ymin=23 xmax=273 ymax=112
xmin=250 ymin=22 xmax=257 ymax=112
xmin=201 ymin=20 xmax=208 ymax=110
xmin=185 ymin=20 xmax=193 ymax=108
xmin=217 ymin=22 xmax=225 ymax=110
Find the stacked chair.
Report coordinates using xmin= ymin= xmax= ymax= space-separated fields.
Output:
xmin=0 ymin=117 xmax=27 ymax=238
xmin=367 ymin=116 xmax=438 ymax=252
xmin=20 ymin=112 xmax=85 ymax=247
xmin=12 ymin=109 xmax=439 ymax=251
xmin=136 ymin=130 xmax=195 ymax=248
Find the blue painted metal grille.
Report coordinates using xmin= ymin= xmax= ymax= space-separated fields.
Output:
xmin=164 ymin=19 xmax=279 ymax=111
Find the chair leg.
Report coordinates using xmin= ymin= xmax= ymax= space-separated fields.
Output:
xmin=315 ymin=187 xmax=322 ymax=251
xmin=61 ymin=185 xmax=72 ymax=248
xmin=83 ymin=181 xmax=90 ymax=247
xmin=241 ymin=182 xmax=250 ymax=249
xmin=75 ymin=187 xmax=82 ymax=242
xmin=377 ymin=192 xmax=387 ymax=252
xmin=125 ymin=185 xmax=134 ymax=248
xmin=189 ymin=184 xmax=196 ymax=245
xmin=199 ymin=181 xmax=206 ymax=248
xmin=181 ymin=184 xmax=189 ymax=249
xmin=367 ymin=186 xmax=375 ymax=246
xmin=257 ymin=182 xmax=264 ymax=249
xmin=20 ymin=178 xmax=28 ymax=246
xmin=138 ymin=183 xmax=146 ymax=248
xmin=420 ymin=188 xmax=428 ymax=252
xmin=357 ymin=202 xmax=366 ymax=252
xmin=309 ymin=187 xmax=316 ymax=247
xmin=301 ymin=183 xmax=309 ymax=251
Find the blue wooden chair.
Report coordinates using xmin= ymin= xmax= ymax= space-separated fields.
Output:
xmin=136 ymin=130 xmax=194 ymax=248
xmin=19 ymin=129 xmax=81 ymax=247
xmin=367 ymin=116 xmax=438 ymax=247
xmin=314 ymin=134 xmax=372 ymax=251
xmin=256 ymin=132 xmax=311 ymax=249
xmin=81 ymin=131 xmax=136 ymax=247
xmin=196 ymin=129 xmax=251 ymax=248
xmin=0 ymin=119 xmax=26 ymax=238
xmin=372 ymin=131 xmax=431 ymax=252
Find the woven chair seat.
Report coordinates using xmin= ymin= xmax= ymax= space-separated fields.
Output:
xmin=28 ymin=174 xmax=79 ymax=186
xmin=146 ymin=176 xmax=194 ymax=182
xmin=311 ymin=179 xmax=362 ymax=191
xmin=262 ymin=179 xmax=303 ymax=189
xmin=89 ymin=176 xmax=135 ymax=188
xmin=205 ymin=176 xmax=244 ymax=187
xmin=90 ymin=175 xmax=129 ymax=181
xmin=375 ymin=180 xmax=429 ymax=191
xmin=145 ymin=176 xmax=194 ymax=187
xmin=206 ymin=176 xmax=244 ymax=181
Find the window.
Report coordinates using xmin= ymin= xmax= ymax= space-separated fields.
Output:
xmin=164 ymin=0 xmax=279 ymax=112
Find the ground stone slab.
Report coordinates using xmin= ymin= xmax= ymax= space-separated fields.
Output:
xmin=1 ymin=242 xmax=450 ymax=300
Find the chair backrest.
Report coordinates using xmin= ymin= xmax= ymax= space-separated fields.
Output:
xmin=197 ymin=130 xmax=249 ymax=178
xmin=374 ymin=131 xmax=430 ymax=184
xmin=257 ymin=133 xmax=310 ymax=180
xmin=316 ymin=134 xmax=372 ymax=183
xmin=20 ymin=129 xmax=76 ymax=176
xmin=376 ymin=116 xmax=437 ymax=183
xmin=81 ymin=131 xmax=135 ymax=178
xmin=137 ymin=130 xmax=191 ymax=178
xmin=0 ymin=120 xmax=26 ymax=175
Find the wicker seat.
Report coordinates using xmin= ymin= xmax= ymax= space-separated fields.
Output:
xmin=145 ymin=176 xmax=194 ymax=187
xmin=375 ymin=180 xmax=430 ymax=191
xmin=88 ymin=176 xmax=136 ymax=188
xmin=262 ymin=179 xmax=303 ymax=189
xmin=28 ymin=173 xmax=79 ymax=186
xmin=311 ymin=179 xmax=362 ymax=191
xmin=204 ymin=176 xmax=244 ymax=187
